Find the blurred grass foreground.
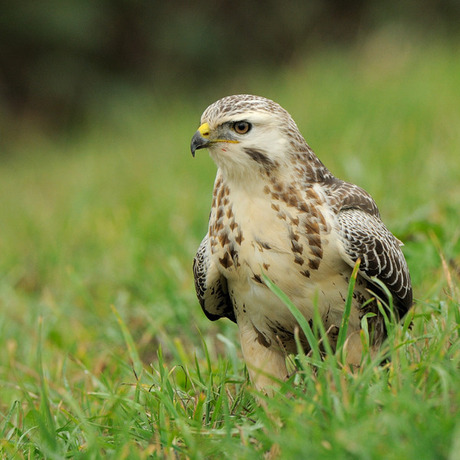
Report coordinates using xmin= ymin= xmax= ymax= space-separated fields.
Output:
xmin=1 ymin=15 xmax=460 ymax=460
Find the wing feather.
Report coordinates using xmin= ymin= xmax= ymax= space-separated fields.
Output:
xmin=337 ymin=207 xmax=413 ymax=317
xmin=193 ymin=235 xmax=235 ymax=323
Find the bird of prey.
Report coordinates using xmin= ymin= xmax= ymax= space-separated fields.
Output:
xmin=191 ymin=94 xmax=412 ymax=393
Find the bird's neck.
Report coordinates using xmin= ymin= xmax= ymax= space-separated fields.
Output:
xmin=291 ymin=148 xmax=335 ymax=184
xmin=215 ymin=146 xmax=335 ymax=195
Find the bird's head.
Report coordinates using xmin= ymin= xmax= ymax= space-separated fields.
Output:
xmin=190 ymin=95 xmax=308 ymax=181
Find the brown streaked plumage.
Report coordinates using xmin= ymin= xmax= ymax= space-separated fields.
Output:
xmin=191 ymin=94 xmax=412 ymax=393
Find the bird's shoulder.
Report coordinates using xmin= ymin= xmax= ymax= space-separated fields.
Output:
xmin=319 ymin=178 xmax=381 ymax=217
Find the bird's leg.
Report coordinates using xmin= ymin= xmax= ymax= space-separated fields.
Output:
xmin=343 ymin=330 xmax=364 ymax=366
xmin=238 ymin=320 xmax=288 ymax=396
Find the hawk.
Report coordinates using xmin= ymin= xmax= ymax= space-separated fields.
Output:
xmin=191 ymin=94 xmax=412 ymax=392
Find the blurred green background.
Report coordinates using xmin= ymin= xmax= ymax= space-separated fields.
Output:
xmin=1 ymin=3 xmax=460 ymax=457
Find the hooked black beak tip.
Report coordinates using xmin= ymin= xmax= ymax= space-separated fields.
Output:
xmin=190 ymin=131 xmax=210 ymax=157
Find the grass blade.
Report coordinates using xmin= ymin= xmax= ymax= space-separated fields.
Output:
xmin=262 ymin=273 xmax=320 ymax=361
xmin=336 ymin=259 xmax=361 ymax=354
xmin=111 ymin=305 xmax=143 ymax=378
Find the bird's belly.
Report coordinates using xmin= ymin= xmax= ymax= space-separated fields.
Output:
xmin=217 ymin=239 xmax=365 ymax=344
xmin=231 ymin=273 xmax=369 ymax=354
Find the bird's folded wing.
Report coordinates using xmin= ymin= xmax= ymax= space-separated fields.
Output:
xmin=193 ymin=235 xmax=236 ymax=322
xmin=337 ymin=208 xmax=412 ymax=317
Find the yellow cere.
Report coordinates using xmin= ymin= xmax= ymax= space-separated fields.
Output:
xmin=198 ymin=123 xmax=210 ymax=138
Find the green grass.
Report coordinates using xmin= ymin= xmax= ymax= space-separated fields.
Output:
xmin=1 ymin=35 xmax=459 ymax=458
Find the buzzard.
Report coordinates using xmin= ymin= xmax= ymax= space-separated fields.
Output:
xmin=191 ymin=95 xmax=412 ymax=393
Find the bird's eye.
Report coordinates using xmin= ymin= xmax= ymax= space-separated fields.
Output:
xmin=233 ymin=121 xmax=251 ymax=134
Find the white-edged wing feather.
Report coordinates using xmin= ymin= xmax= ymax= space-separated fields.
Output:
xmin=337 ymin=208 xmax=412 ymax=316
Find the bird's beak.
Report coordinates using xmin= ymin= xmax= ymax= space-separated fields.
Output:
xmin=190 ymin=123 xmax=211 ymax=157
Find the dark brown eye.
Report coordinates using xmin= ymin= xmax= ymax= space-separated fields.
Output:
xmin=233 ymin=121 xmax=251 ymax=134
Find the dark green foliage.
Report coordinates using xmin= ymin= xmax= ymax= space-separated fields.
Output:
xmin=1 ymin=0 xmax=460 ymax=129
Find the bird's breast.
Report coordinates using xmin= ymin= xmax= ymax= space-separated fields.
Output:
xmin=208 ymin=181 xmax=336 ymax=292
